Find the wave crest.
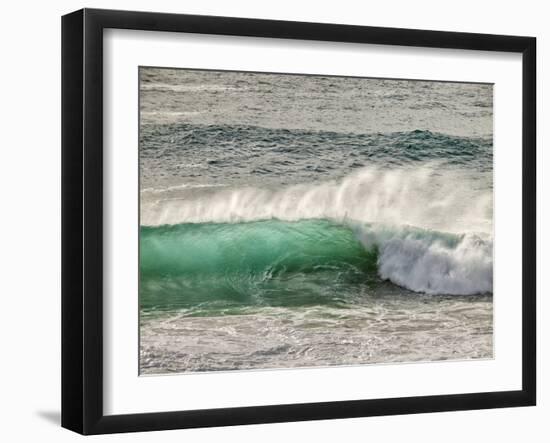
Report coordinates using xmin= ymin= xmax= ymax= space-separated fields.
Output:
xmin=141 ymin=164 xmax=492 ymax=235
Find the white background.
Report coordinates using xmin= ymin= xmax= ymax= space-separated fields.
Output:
xmin=0 ymin=0 xmax=547 ymax=441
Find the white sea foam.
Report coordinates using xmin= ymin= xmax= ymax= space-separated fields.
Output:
xmin=353 ymin=224 xmax=492 ymax=294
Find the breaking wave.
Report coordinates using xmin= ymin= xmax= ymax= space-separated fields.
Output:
xmin=140 ymin=165 xmax=492 ymax=297
xmin=141 ymin=220 xmax=492 ymax=297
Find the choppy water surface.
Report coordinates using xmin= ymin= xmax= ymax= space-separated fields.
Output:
xmin=139 ymin=68 xmax=493 ymax=374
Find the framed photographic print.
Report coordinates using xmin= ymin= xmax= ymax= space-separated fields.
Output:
xmin=61 ymin=8 xmax=536 ymax=435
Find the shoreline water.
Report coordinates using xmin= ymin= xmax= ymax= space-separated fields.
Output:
xmin=140 ymin=291 xmax=493 ymax=374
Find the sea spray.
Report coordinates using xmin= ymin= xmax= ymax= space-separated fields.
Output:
xmin=141 ymin=164 xmax=492 ymax=235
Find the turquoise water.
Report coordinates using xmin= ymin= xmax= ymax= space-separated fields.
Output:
xmin=139 ymin=68 xmax=493 ymax=373
xmin=140 ymin=219 xmax=378 ymax=313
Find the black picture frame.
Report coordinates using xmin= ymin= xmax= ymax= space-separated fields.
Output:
xmin=61 ymin=8 xmax=536 ymax=435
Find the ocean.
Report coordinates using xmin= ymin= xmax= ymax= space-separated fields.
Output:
xmin=139 ymin=68 xmax=493 ymax=374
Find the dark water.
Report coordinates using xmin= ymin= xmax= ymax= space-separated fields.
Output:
xmin=139 ymin=68 xmax=493 ymax=374
xmin=140 ymin=124 xmax=492 ymax=191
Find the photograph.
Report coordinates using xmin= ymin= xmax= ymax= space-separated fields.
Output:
xmin=138 ymin=67 xmax=494 ymax=375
